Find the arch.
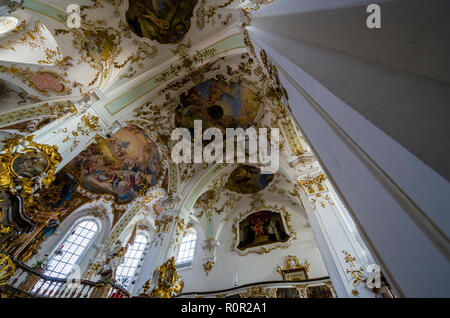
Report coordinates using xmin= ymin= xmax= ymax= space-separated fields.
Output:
xmin=40 ymin=217 xmax=100 ymax=279
xmin=31 ymin=216 xmax=102 ymax=295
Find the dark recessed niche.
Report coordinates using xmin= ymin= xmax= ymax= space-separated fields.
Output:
xmin=207 ymin=105 xmax=224 ymax=120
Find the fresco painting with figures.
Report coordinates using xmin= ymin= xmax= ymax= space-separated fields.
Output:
xmin=237 ymin=210 xmax=289 ymax=250
xmin=126 ymin=0 xmax=199 ymax=44
xmin=175 ymin=75 xmax=260 ymax=134
xmin=225 ymin=165 xmax=274 ymax=194
xmin=71 ymin=125 xmax=162 ymax=204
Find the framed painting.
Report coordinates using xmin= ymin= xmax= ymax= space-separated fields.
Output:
xmin=307 ymin=285 xmax=334 ymax=298
xmin=237 ymin=210 xmax=290 ymax=250
xmin=11 ymin=150 xmax=49 ymax=179
xmin=276 ymin=288 xmax=301 ymax=298
xmin=281 ymin=267 xmax=308 ymax=282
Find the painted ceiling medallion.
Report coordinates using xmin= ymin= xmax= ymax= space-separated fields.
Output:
xmin=225 ymin=165 xmax=274 ymax=194
xmin=175 ymin=75 xmax=260 ymax=133
xmin=126 ymin=0 xmax=199 ymax=44
xmin=70 ymin=125 xmax=163 ymax=204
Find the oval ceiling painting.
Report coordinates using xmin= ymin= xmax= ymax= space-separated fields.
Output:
xmin=72 ymin=125 xmax=163 ymax=203
xmin=225 ymin=165 xmax=274 ymax=194
xmin=175 ymin=75 xmax=260 ymax=134
xmin=126 ymin=0 xmax=199 ymax=44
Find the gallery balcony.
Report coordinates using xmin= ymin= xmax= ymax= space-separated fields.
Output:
xmin=0 ymin=251 xmax=130 ymax=298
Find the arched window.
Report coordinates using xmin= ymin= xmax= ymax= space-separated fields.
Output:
xmin=115 ymin=234 xmax=147 ymax=289
xmin=0 ymin=16 xmax=19 ymax=36
xmin=42 ymin=220 xmax=99 ymax=279
xmin=32 ymin=219 xmax=99 ymax=295
xmin=176 ymin=230 xmax=197 ymax=268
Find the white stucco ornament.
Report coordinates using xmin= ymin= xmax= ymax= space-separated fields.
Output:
xmin=0 ymin=16 xmax=19 ymax=36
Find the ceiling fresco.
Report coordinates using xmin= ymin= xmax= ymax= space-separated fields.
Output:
xmin=126 ymin=0 xmax=200 ymax=44
xmin=175 ymin=75 xmax=260 ymax=134
xmin=70 ymin=125 xmax=163 ymax=204
xmin=225 ymin=165 xmax=274 ymax=194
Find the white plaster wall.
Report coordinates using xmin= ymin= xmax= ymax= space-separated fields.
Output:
xmin=179 ymin=200 xmax=329 ymax=293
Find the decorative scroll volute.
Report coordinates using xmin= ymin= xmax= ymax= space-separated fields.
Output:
xmin=150 ymin=257 xmax=184 ymax=298
xmin=0 ymin=252 xmax=15 ymax=286
xmin=297 ymin=174 xmax=328 ymax=195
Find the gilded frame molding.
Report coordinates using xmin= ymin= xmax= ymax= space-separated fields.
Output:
xmin=150 ymin=257 xmax=184 ymax=298
xmin=231 ymin=200 xmax=298 ymax=256
xmin=0 ymin=135 xmax=62 ymax=195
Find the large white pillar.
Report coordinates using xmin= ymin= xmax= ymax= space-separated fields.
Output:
xmin=245 ymin=0 xmax=450 ymax=297
xmin=296 ymin=173 xmax=376 ymax=298
xmin=132 ymin=204 xmax=189 ymax=297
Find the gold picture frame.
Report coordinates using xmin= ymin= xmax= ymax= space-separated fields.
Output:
xmin=150 ymin=257 xmax=184 ymax=298
xmin=277 ymin=255 xmax=311 ymax=282
xmin=10 ymin=149 xmax=50 ymax=179
xmin=0 ymin=135 xmax=62 ymax=195
xmin=281 ymin=268 xmax=308 ymax=282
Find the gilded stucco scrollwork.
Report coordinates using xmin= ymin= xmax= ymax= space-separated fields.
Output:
xmin=202 ymin=260 xmax=215 ymax=276
xmin=0 ymin=252 xmax=15 ymax=287
xmin=277 ymin=255 xmax=311 ymax=276
xmin=196 ymin=0 xmax=235 ymax=30
xmin=240 ymin=0 xmax=278 ymax=13
xmin=0 ymin=135 xmax=62 ymax=196
xmin=297 ymin=174 xmax=328 ymax=195
xmin=342 ymin=250 xmax=365 ymax=297
xmin=54 ymin=19 xmax=125 ymax=87
xmin=240 ymin=286 xmax=276 ymax=298
xmin=0 ymin=21 xmax=44 ymax=51
xmin=150 ymin=257 xmax=184 ymax=298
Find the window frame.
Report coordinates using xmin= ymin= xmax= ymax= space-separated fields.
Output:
xmin=175 ymin=229 xmax=197 ymax=269
xmin=115 ymin=232 xmax=149 ymax=290
xmin=43 ymin=216 xmax=101 ymax=279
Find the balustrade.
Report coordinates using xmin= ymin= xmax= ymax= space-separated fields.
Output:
xmin=0 ymin=251 xmax=129 ymax=298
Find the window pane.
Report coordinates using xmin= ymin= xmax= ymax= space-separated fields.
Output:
xmin=115 ymin=234 xmax=147 ymax=290
xmin=31 ymin=220 xmax=98 ymax=295
xmin=176 ymin=231 xmax=197 ymax=267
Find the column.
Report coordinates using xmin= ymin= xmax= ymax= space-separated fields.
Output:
xmin=132 ymin=198 xmax=187 ymax=297
xmin=296 ymin=172 xmax=375 ymax=298
xmin=245 ymin=0 xmax=450 ymax=297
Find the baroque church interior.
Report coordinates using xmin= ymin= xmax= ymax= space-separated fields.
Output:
xmin=0 ymin=0 xmax=448 ymax=300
